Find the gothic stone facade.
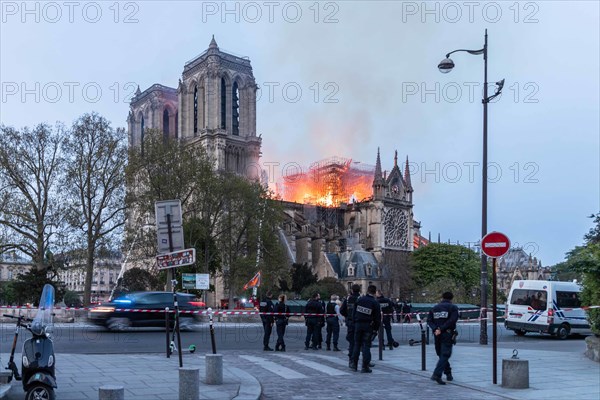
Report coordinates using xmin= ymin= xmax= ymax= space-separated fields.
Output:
xmin=126 ymin=38 xmax=419 ymax=301
xmin=280 ymin=150 xmax=419 ymax=297
xmin=127 ymin=36 xmax=261 ymax=178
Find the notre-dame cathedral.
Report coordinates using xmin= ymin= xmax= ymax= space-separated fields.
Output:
xmin=127 ymin=37 xmax=421 ymax=300
xmin=128 ymin=36 xmax=261 ymax=179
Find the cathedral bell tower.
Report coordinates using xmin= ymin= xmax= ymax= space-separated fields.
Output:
xmin=128 ymin=36 xmax=262 ymax=179
xmin=178 ymin=36 xmax=261 ymax=178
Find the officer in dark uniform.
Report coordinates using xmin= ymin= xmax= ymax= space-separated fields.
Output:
xmin=350 ymin=285 xmax=381 ymax=373
xmin=402 ymin=301 xmax=413 ymax=323
xmin=376 ymin=290 xmax=398 ymax=350
xmin=325 ymin=294 xmax=341 ymax=351
xmin=259 ymin=291 xmax=275 ymax=351
xmin=304 ymin=292 xmax=323 ymax=350
xmin=427 ymin=291 xmax=459 ymax=384
xmin=340 ymin=284 xmax=361 ymax=363
xmin=316 ymin=297 xmax=326 ymax=349
xmin=273 ymin=294 xmax=290 ymax=351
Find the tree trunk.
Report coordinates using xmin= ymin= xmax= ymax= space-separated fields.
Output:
xmin=83 ymin=243 xmax=95 ymax=306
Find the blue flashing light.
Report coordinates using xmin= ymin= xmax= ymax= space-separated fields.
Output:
xmin=114 ymin=299 xmax=133 ymax=304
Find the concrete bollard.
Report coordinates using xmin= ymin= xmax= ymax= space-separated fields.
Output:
xmin=502 ymin=358 xmax=529 ymax=388
xmin=179 ymin=367 xmax=200 ymax=400
xmin=205 ymin=353 xmax=223 ymax=385
xmin=99 ymin=385 xmax=125 ymax=400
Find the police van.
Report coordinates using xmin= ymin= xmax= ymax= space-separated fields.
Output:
xmin=505 ymin=280 xmax=591 ymax=339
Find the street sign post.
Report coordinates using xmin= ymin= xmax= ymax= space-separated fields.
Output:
xmin=155 ymin=200 xmax=184 ymax=254
xmin=156 ymin=248 xmax=196 ymax=270
xmin=480 ymin=231 xmax=510 ymax=385
xmin=182 ymin=273 xmax=209 ymax=289
xmin=155 ymin=200 xmax=184 ymax=291
xmin=481 ymin=231 xmax=510 ymax=258
xmin=196 ymin=273 xmax=209 ymax=290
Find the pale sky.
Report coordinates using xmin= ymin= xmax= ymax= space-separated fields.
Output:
xmin=1 ymin=1 xmax=599 ymax=266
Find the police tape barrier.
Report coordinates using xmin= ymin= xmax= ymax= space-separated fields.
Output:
xmin=1 ymin=305 xmax=598 ymax=318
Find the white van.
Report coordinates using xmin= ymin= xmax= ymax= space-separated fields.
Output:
xmin=505 ymin=280 xmax=591 ymax=339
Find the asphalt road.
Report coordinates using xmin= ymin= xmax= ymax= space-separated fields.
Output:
xmin=0 ymin=321 xmax=586 ymax=355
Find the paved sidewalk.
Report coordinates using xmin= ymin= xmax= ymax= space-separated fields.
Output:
xmin=0 ymin=353 xmax=260 ymax=400
xmin=0 ymin=339 xmax=597 ymax=399
xmin=377 ymin=340 xmax=600 ymax=400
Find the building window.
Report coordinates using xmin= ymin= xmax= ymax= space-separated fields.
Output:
xmin=232 ymin=81 xmax=239 ymax=135
xmin=175 ymin=111 xmax=178 ymax=138
xmin=220 ymin=78 xmax=226 ymax=129
xmin=365 ymin=264 xmax=372 ymax=276
xmin=348 ymin=265 xmax=354 ymax=277
xmin=163 ymin=109 xmax=169 ymax=139
xmin=193 ymin=86 xmax=198 ymax=134
xmin=140 ymin=115 xmax=145 ymax=156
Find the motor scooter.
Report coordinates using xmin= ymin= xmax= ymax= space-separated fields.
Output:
xmin=4 ymin=284 xmax=57 ymax=400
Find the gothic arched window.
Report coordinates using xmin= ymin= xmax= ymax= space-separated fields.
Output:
xmin=193 ymin=86 xmax=198 ymax=134
xmin=163 ymin=109 xmax=169 ymax=139
xmin=140 ymin=115 xmax=145 ymax=156
xmin=220 ymin=78 xmax=226 ymax=129
xmin=232 ymin=81 xmax=239 ymax=135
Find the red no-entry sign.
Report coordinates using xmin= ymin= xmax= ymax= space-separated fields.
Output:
xmin=481 ymin=231 xmax=510 ymax=258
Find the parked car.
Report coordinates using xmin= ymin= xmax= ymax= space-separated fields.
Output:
xmin=88 ymin=291 xmax=202 ymax=331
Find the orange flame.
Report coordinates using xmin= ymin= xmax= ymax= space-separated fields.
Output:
xmin=278 ymin=158 xmax=374 ymax=207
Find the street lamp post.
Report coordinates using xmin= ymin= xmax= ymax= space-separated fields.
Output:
xmin=438 ymin=29 xmax=504 ymax=345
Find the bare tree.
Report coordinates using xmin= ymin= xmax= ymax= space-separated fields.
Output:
xmin=126 ymin=130 xmax=286 ymax=300
xmin=63 ymin=113 xmax=127 ymax=306
xmin=0 ymin=123 xmax=66 ymax=270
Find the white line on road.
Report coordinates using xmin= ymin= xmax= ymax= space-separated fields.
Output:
xmin=274 ymin=354 xmax=350 ymax=376
xmin=238 ymin=355 xmax=307 ymax=379
xmin=309 ymin=354 xmax=387 ymax=375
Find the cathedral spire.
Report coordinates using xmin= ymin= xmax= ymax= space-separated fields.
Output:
xmin=209 ymin=35 xmax=219 ymax=49
xmin=404 ymin=156 xmax=413 ymax=191
xmin=374 ymin=147 xmax=383 ymax=181
xmin=372 ymin=147 xmax=385 ymax=200
xmin=394 ymin=150 xmax=398 ymax=167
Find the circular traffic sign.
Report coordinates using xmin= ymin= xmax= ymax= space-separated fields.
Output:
xmin=480 ymin=231 xmax=510 ymax=258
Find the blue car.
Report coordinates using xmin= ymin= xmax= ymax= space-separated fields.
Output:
xmin=87 ymin=291 xmax=201 ymax=331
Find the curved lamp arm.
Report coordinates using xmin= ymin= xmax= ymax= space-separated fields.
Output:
xmin=446 ymin=48 xmax=485 ymax=58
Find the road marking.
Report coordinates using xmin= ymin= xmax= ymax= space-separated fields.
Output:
xmin=238 ymin=355 xmax=307 ymax=379
xmin=309 ymin=354 xmax=387 ymax=375
xmin=274 ymin=354 xmax=350 ymax=376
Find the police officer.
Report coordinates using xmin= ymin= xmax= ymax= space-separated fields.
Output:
xmin=376 ymin=290 xmax=397 ymax=350
xmin=402 ymin=301 xmax=412 ymax=323
xmin=350 ymin=285 xmax=381 ymax=373
xmin=274 ymin=294 xmax=290 ymax=351
xmin=325 ymin=294 xmax=341 ymax=351
xmin=427 ymin=291 xmax=459 ymax=384
xmin=304 ymin=292 xmax=323 ymax=350
xmin=316 ymin=296 xmax=326 ymax=349
xmin=259 ymin=291 xmax=275 ymax=351
xmin=340 ymin=284 xmax=361 ymax=364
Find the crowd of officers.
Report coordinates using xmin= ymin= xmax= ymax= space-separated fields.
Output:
xmin=259 ymin=287 xmax=458 ymax=379
xmin=259 ymin=285 xmax=408 ymax=373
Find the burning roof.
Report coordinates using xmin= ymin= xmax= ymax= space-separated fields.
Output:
xmin=277 ymin=157 xmax=375 ymax=207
